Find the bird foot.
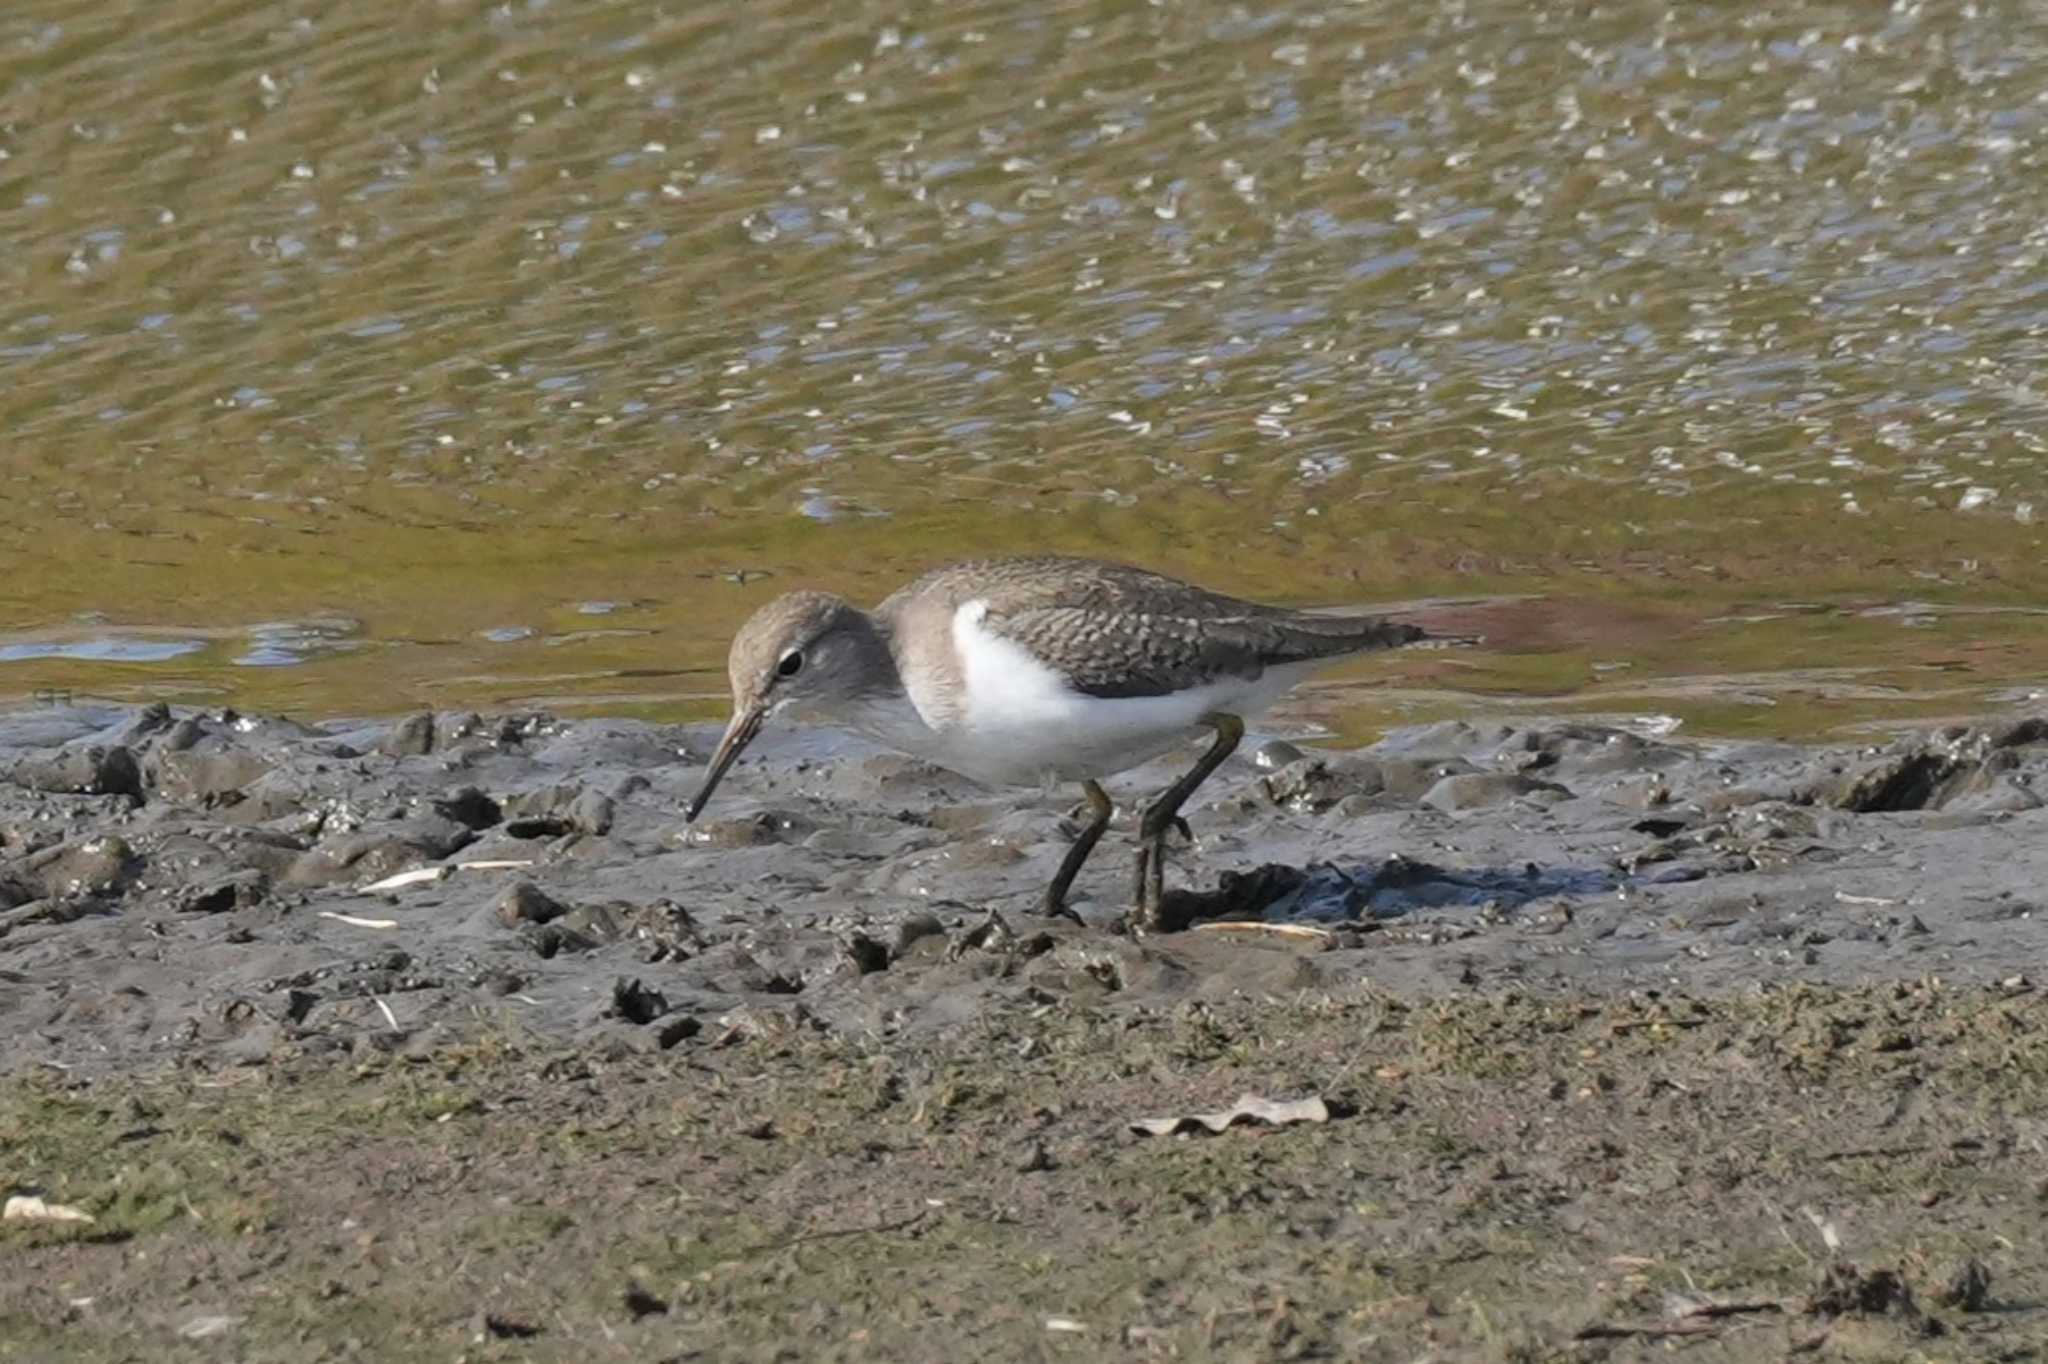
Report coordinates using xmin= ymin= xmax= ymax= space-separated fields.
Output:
xmin=1137 ymin=809 xmax=1196 ymax=844
xmin=1123 ymin=892 xmax=1199 ymax=937
xmin=946 ymin=910 xmax=1017 ymax=960
xmin=1132 ymin=841 xmax=1167 ymax=928
xmin=1038 ymin=893 xmax=1085 ymax=926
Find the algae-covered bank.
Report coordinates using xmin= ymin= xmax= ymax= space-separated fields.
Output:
xmin=2 ymin=702 xmax=2044 ymax=1360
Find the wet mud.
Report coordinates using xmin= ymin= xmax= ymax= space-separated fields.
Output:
xmin=3 ymin=701 xmax=2044 ymax=1074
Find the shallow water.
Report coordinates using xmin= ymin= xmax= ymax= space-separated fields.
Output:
xmin=3 ymin=0 xmax=2046 ymax=737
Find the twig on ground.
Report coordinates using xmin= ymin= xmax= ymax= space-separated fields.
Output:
xmin=1821 ymin=1144 xmax=1927 ymax=1162
xmin=1577 ymin=1295 xmax=1785 ymax=1341
xmin=0 ymin=900 xmax=57 ymax=935
xmin=1671 ymin=1297 xmax=1786 ymax=1321
xmin=1187 ymin=921 xmax=1331 ymax=940
xmin=358 ymin=867 xmax=452 ymax=893
xmin=745 ymin=1206 xmax=928 ymax=1254
xmin=318 ymin=910 xmax=400 ymax=930
xmin=1574 ymin=1321 xmax=1717 ymax=1341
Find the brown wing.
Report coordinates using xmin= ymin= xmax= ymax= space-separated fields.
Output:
xmin=884 ymin=557 xmax=1423 ymax=700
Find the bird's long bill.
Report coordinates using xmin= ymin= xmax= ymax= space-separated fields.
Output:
xmin=685 ymin=705 xmax=764 ymax=821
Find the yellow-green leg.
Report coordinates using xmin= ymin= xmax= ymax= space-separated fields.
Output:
xmin=1133 ymin=714 xmax=1244 ymax=929
xmin=1042 ymin=779 xmax=1112 ymax=921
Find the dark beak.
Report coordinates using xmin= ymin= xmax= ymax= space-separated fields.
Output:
xmin=685 ymin=705 xmax=764 ymax=821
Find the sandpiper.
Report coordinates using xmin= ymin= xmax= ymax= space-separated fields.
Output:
xmin=685 ymin=556 xmax=1434 ymax=929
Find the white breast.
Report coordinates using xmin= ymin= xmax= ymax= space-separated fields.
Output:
xmin=901 ymin=599 xmax=1306 ymax=788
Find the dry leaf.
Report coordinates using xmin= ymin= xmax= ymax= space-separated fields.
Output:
xmin=1130 ymin=1093 xmax=1330 ymax=1137
xmin=1801 ymin=1205 xmax=1843 ymax=1253
xmin=3 ymin=1194 xmax=95 ymax=1225
xmin=176 ymin=1314 xmax=242 ymax=1340
xmin=318 ymin=911 xmax=400 ymax=930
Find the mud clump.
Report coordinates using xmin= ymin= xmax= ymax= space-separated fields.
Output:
xmin=284 ymin=822 xmax=476 ymax=888
xmin=378 ymin=712 xmax=437 ymax=757
xmin=1810 ymin=731 xmax=2045 ymax=813
xmin=16 ymin=744 xmax=145 ymax=801
xmin=495 ymin=881 xmax=568 ymax=927
xmin=1260 ymin=757 xmax=1384 ymax=813
xmin=150 ymin=737 xmax=276 ymax=809
xmin=605 ymin=976 xmax=671 ymax=1026
xmin=432 ymin=786 xmax=503 ymax=831
xmin=1146 ymin=864 xmax=1309 ymax=931
xmin=1420 ymin=770 xmax=1571 ymax=812
xmin=1805 ymin=1262 xmax=1944 ymax=1339
xmin=502 ymin=784 xmax=614 ymax=838
xmin=20 ymin=835 xmax=142 ymax=902
xmin=172 ymin=870 xmax=269 ymax=916
xmin=840 ymin=932 xmax=891 ymax=974
xmin=517 ymin=899 xmax=701 ymax=963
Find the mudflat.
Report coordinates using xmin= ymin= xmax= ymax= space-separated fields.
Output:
xmin=2 ymin=702 xmax=2043 ymax=1359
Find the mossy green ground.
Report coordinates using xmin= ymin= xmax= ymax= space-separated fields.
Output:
xmin=3 ymin=981 xmax=2040 ymax=1362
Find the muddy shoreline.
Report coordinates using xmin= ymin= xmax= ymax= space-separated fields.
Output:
xmin=2 ymin=700 xmax=2043 ymax=1077
xmin=6 ymin=700 xmax=2046 ymax=1359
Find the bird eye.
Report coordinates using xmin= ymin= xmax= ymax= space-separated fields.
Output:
xmin=776 ymin=650 xmax=804 ymax=678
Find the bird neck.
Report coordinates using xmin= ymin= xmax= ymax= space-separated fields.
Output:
xmin=829 ymin=606 xmax=949 ymax=747
xmin=835 ymin=606 xmax=902 ymax=696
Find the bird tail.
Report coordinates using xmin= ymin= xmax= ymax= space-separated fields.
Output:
xmin=1292 ymin=610 xmax=1485 ymax=654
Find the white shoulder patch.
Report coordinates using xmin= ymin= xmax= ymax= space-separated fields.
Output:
xmin=950 ymin=599 xmax=1082 ymax=731
xmin=929 ymin=595 xmax=1299 ymax=785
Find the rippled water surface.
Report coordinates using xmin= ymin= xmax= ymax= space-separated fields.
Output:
xmin=4 ymin=0 xmax=2047 ymax=736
